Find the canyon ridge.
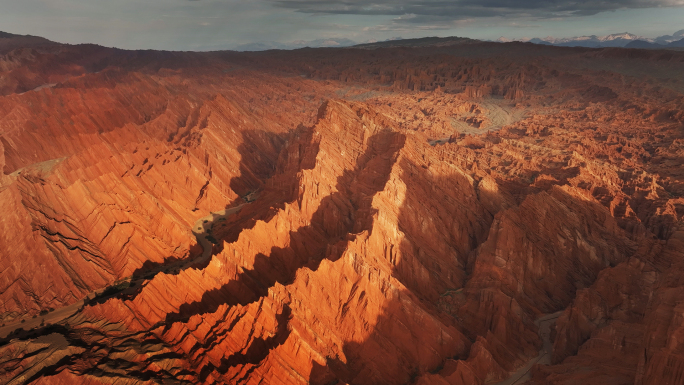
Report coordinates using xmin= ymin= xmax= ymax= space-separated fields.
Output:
xmin=0 ymin=32 xmax=683 ymax=385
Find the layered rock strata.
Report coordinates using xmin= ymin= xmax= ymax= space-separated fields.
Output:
xmin=0 ymin=34 xmax=683 ymax=385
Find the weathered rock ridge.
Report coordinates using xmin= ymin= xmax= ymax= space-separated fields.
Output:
xmin=0 ymin=33 xmax=683 ymax=384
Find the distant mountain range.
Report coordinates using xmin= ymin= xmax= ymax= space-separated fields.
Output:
xmin=236 ymin=38 xmax=358 ymax=51
xmin=498 ymin=29 xmax=684 ymax=48
xmin=241 ymin=30 xmax=684 ymax=52
xmin=624 ymin=36 xmax=684 ymax=49
xmin=5 ymin=26 xmax=681 ymax=52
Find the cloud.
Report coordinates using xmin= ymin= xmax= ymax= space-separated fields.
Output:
xmin=271 ymin=0 xmax=684 ymax=21
xmin=3 ymin=0 xmax=684 ymax=50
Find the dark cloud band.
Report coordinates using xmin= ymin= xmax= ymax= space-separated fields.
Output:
xmin=271 ymin=0 xmax=684 ymax=20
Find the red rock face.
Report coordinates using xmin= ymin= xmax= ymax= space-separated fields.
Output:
xmin=0 ymin=35 xmax=683 ymax=385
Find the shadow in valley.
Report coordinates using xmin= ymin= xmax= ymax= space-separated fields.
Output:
xmin=160 ymin=128 xmax=406 ymax=381
xmin=84 ymin=129 xmax=292 ymax=307
xmin=163 ymin=128 xmax=405 ymax=326
xmin=0 ymin=322 xmax=192 ymax=384
xmin=198 ymin=304 xmax=293 ymax=383
xmin=306 ymin=147 xmax=641 ymax=384
xmin=2 ymin=127 xmax=304 ymax=384
xmin=307 ymin=156 xmax=491 ymax=385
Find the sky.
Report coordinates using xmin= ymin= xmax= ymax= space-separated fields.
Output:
xmin=0 ymin=0 xmax=683 ymax=51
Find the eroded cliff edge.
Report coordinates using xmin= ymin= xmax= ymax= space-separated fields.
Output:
xmin=0 ymin=37 xmax=683 ymax=385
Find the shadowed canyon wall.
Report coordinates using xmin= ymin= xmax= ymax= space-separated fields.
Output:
xmin=0 ymin=35 xmax=683 ymax=384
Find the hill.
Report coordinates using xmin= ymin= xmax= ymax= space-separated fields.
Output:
xmin=0 ymin=32 xmax=683 ymax=385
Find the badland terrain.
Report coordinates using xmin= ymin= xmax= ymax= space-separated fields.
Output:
xmin=0 ymin=31 xmax=683 ymax=384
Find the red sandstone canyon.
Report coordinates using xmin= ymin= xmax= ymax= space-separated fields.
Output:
xmin=0 ymin=32 xmax=683 ymax=385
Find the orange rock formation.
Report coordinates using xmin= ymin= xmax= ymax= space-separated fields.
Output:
xmin=0 ymin=34 xmax=683 ymax=385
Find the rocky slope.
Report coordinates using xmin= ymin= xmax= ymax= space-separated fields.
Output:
xmin=0 ymin=33 xmax=683 ymax=384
